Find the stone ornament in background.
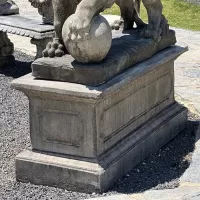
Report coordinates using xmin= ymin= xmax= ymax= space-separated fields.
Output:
xmin=0 ymin=0 xmax=19 ymax=15
xmin=28 ymin=0 xmax=54 ymax=25
xmin=0 ymin=31 xmax=14 ymax=56
xmin=0 ymin=0 xmax=16 ymax=67
xmin=0 ymin=31 xmax=14 ymax=67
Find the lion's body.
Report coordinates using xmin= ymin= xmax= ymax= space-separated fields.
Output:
xmin=42 ymin=0 xmax=168 ymax=57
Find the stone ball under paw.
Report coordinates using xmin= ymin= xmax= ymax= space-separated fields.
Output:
xmin=62 ymin=14 xmax=112 ymax=63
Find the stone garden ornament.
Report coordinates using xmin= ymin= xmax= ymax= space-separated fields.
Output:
xmin=0 ymin=0 xmax=19 ymax=15
xmin=42 ymin=0 xmax=169 ymax=63
xmin=12 ymin=0 xmax=188 ymax=193
xmin=28 ymin=0 xmax=54 ymax=25
xmin=0 ymin=0 xmax=17 ymax=67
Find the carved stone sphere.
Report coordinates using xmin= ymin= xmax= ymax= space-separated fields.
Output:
xmin=62 ymin=14 xmax=112 ymax=63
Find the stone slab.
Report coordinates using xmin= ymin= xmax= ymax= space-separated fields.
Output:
xmin=0 ymin=0 xmax=7 ymax=4
xmin=0 ymin=15 xmax=54 ymax=39
xmin=16 ymin=103 xmax=187 ymax=193
xmin=32 ymin=30 xmax=180 ymax=86
xmin=12 ymin=44 xmax=187 ymax=99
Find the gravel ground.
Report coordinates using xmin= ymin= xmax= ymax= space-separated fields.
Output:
xmin=0 ymin=51 xmax=200 ymax=200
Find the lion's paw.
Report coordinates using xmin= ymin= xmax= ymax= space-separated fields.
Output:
xmin=67 ymin=14 xmax=91 ymax=41
xmin=140 ymin=24 xmax=162 ymax=41
xmin=43 ymin=39 xmax=65 ymax=58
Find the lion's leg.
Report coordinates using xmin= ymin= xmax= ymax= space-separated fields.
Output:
xmin=113 ymin=0 xmax=145 ymax=31
xmin=43 ymin=0 xmax=78 ymax=57
xmin=114 ymin=0 xmax=135 ymax=30
xmin=134 ymin=0 xmax=146 ymax=28
xmin=66 ymin=0 xmax=115 ymax=41
xmin=141 ymin=0 xmax=163 ymax=40
xmin=53 ymin=0 xmax=77 ymax=41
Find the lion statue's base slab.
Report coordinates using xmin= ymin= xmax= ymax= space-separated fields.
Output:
xmin=32 ymin=29 xmax=176 ymax=86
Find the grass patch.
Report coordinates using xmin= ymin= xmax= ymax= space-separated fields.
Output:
xmin=103 ymin=0 xmax=200 ymax=31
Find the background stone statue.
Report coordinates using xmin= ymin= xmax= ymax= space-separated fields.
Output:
xmin=0 ymin=0 xmax=17 ymax=65
xmin=28 ymin=0 xmax=54 ymax=25
xmin=0 ymin=31 xmax=14 ymax=56
xmin=0 ymin=0 xmax=19 ymax=15
xmin=42 ymin=0 xmax=169 ymax=58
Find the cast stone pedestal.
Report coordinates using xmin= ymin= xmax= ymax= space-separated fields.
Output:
xmin=11 ymin=45 xmax=188 ymax=193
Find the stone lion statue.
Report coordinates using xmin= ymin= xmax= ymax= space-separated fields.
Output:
xmin=40 ymin=0 xmax=169 ymax=57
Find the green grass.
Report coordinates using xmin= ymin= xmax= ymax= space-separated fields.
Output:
xmin=103 ymin=0 xmax=200 ymax=31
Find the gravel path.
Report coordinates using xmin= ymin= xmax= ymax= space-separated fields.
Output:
xmin=0 ymin=51 xmax=199 ymax=199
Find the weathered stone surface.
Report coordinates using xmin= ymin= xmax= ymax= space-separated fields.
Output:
xmin=32 ymin=30 xmax=179 ymax=86
xmin=0 ymin=15 xmax=54 ymax=39
xmin=0 ymin=0 xmax=7 ymax=4
xmin=12 ymin=45 xmax=187 ymax=192
xmin=0 ymin=0 xmax=19 ymax=16
xmin=31 ymin=37 xmax=52 ymax=59
xmin=15 ymin=102 xmax=187 ymax=193
xmin=0 ymin=31 xmax=14 ymax=67
xmin=0 ymin=14 xmax=54 ymax=58
xmin=0 ymin=31 xmax=13 ymax=56
xmin=43 ymin=0 xmax=169 ymax=60
xmin=62 ymin=14 xmax=112 ymax=63
xmin=28 ymin=0 xmax=53 ymax=25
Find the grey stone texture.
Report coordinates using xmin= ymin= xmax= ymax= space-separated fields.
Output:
xmin=62 ymin=14 xmax=112 ymax=63
xmin=0 ymin=31 xmax=13 ymax=56
xmin=0 ymin=31 xmax=14 ymax=67
xmin=0 ymin=0 xmax=8 ymax=4
xmin=28 ymin=0 xmax=54 ymax=25
xmin=0 ymin=15 xmax=54 ymax=58
xmin=33 ymin=30 xmax=177 ymax=86
xmin=12 ymin=45 xmax=187 ymax=192
xmin=10 ymin=0 xmax=200 ymax=117
xmin=0 ymin=0 xmax=19 ymax=16
xmin=43 ymin=0 xmax=168 ymax=60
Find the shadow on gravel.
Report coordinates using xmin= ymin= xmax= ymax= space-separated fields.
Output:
xmin=110 ymin=114 xmax=200 ymax=194
xmin=0 ymin=51 xmax=34 ymax=78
